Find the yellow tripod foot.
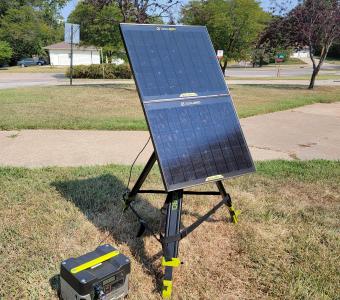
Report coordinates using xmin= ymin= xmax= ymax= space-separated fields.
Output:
xmin=162 ymin=280 xmax=173 ymax=299
xmin=228 ymin=206 xmax=241 ymax=224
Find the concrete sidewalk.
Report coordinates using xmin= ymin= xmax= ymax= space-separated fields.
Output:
xmin=0 ymin=103 xmax=339 ymax=167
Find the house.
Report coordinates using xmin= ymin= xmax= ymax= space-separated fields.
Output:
xmin=291 ymin=47 xmax=310 ymax=59
xmin=44 ymin=42 xmax=100 ymax=66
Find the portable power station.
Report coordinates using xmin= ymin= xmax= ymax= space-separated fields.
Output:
xmin=60 ymin=244 xmax=130 ymax=300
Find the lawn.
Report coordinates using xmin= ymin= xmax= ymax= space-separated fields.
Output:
xmin=0 ymin=160 xmax=339 ymax=299
xmin=0 ymin=65 xmax=67 ymax=73
xmin=268 ymin=57 xmax=307 ymax=65
xmin=0 ymin=84 xmax=339 ymax=130
xmin=321 ymin=57 xmax=340 ymax=65
xmin=228 ymin=74 xmax=340 ymax=81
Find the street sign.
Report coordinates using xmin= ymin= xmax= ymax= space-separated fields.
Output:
xmin=277 ymin=53 xmax=285 ymax=59
xmin=217 ymin=50 xmax=224 ymax=59
xmin=65 ymin=23 xmax=80 ymax=86
xmin=65 ymin=23 xmax=80 ymax=44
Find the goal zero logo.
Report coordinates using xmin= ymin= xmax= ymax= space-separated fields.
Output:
xmin=171 ymin=200 xmax=178 ymax=210
xmin=156 ymin=27 xmax=176 ymax=31
xmin=181 ymin=101 xmax=201 ymax=107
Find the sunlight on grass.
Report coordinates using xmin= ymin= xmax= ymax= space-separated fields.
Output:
xmin=0 ymin=84 xmax=339 ymax=130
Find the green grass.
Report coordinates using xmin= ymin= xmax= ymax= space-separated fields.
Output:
xmin=0 ymin=160 xmax=339 ymax=299
xmin=0 ymin=84 xmax=339 ymax=130
xmin=231 ymin=84 xmax=340 ymax=118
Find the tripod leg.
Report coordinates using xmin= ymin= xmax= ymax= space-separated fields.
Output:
xmin=161 ymin=190 xmax=183 ymax=298
xmin=216 ymin=181 xmax=241 ymax=224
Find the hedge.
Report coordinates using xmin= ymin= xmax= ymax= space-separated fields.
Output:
xmin=66 ymin=64 xmax=132 ymax=79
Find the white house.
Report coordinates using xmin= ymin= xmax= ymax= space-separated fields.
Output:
xmin=291 ymin=47 xmax=310 ymax=59
xmin=44 ymin=42 xmax=100 ymax=66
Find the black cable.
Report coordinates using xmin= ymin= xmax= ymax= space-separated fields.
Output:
xmin=126 ymin=136 xmax=151 ymax=191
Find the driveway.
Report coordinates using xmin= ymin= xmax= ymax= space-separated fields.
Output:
xmin=0 ymin=102 xmax=339 ymax=167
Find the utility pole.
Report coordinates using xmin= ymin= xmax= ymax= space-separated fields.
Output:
xmin=70 ymin=24 xmax=73 ymax=86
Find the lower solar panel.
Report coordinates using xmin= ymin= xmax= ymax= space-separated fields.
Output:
xmin=145 ymin=95 xmax=255 ymax=191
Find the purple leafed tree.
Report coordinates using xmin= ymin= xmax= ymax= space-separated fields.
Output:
xmin=260 ymin=0 xmax=340 ymax=89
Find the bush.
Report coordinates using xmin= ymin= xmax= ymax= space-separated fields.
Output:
xmin=66 ymin=64 xmax=132 ymax=79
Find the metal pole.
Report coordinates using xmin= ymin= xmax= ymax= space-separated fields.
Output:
xmin=101 ymin=48 xmax=105 ymax=79
xmin=70 ymin=24 xmax=73 ymax=86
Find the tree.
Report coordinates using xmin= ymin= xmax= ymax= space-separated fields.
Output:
xmin=260 ymin=0 xmax=340 ymax=89
xmin=86 ymin=0 xmax=181 ymax=24
xmin=181 ymin=0 xmax=270 ymax=73
xmin=0 ymin=41 xmax=12 ymax=65
xmin=0 ymin=6 xmax=64 ymax=62
xmin=69 ymin=1 xmax=171 ymax=61
xmin=255 ymin=16 xmax=291 ymax=66
xmin=68 ymin=2 xmax=123 ymax=62
xmin=0 ymin=0 xmax=68 ymax=18
xmin=0 ymin=0 xmax=67 ymax=63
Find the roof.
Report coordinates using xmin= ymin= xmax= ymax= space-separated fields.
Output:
xmin=44 ymin=42 xmax=98 ymax=51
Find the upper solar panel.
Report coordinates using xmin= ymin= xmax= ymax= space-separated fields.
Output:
xmin=120 ymin=24 xmax=228 ymax=101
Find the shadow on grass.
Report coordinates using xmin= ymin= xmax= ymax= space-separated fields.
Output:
xmin=51 ymin=174 xmax=165 ymax=294
xmin=49 ymin=274 xmax=61 ymax=297
xmin=50 ymin=173 xmax=227 ymax=295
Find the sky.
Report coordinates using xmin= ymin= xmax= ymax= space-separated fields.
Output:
xmin=61 ymin=0 xmax=298 ymax=21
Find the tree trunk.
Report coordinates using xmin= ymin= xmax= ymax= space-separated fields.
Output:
xmin=308 ymin=68 xmax=319 ymax=89
xmin=308 ymin=53 xmax=327 ymax=89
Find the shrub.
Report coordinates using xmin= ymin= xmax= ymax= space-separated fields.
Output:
xmin=66 ymin=64 xmax=132 ymax=79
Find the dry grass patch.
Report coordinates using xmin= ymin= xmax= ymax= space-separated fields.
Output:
xmin=0 ymin=160 xmax=339 ymax=299
xmin=0 ymin=66 xmax=68 ymax=73
xmin=0 ymin=84 xmax=339 ymax=130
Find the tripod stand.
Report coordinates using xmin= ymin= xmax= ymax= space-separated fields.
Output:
xmin=123 ymin=152 xmax=240 ymax=298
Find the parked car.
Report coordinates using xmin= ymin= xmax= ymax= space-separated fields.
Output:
xmin=17 ymin=58 xmax=46 ymax=67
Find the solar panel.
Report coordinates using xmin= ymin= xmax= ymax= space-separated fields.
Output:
xmin=120 ymin=24 xmax=255 ymax=191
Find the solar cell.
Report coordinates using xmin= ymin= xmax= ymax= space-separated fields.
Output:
xmin=120 ymin=23 xmax=255 ymax=191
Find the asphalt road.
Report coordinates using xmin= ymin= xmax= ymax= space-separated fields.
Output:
xmin=1 ymin=102 xmax=339 ymax=167
xmin=0 ymin=64 xmax=339 ymax=89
